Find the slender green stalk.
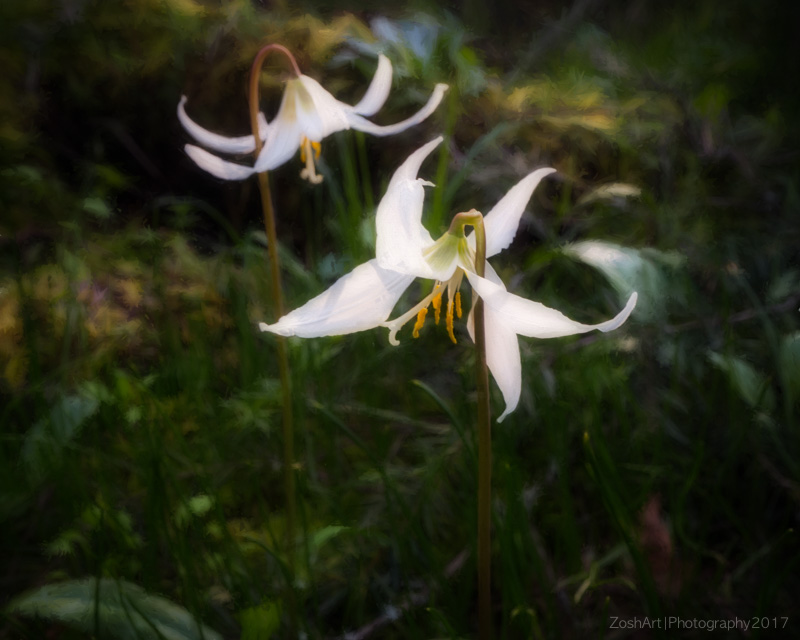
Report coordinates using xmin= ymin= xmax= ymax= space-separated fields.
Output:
xmin=450 ymin=210 xmax=492 ymax=638
xmin=472 ymin=215 xmax=492 ymax=640
xmin=247 ymin=43 xmax=297 ymax=614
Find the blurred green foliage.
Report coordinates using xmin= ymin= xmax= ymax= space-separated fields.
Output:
xmin=2 ymin=0 xmax=799 ymax=638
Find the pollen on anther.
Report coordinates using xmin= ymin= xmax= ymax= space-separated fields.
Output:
xmin=311 ymin=141 xmax=321 ymax=160
xmin=446 ymin=300 xmax=457 ymax=344
xmin=412 ymin=307 xmax=428 ymax=339
xmin=432 ymin=291 xmax=443 ymax=325
xmin=455 ymin=291 xmax=462 ymax=319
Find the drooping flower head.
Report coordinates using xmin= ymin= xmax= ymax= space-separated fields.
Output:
xmin=260 ymin=138 xmax=637 ymax=420
xmin=179 ymin=48 xmax=448 ymax=184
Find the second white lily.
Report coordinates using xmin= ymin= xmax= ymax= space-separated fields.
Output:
xmin=259 ymin=138 xmax=637 ymax=421
xmin=179 ymin=53 xmax=447 ymax=184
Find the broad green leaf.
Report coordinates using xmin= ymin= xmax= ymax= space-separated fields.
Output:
xmin=565 ymin=240 xmax=683 ymax=321
xmin=22 ymin=392 xmax=100 ymax=484
xmin=708 ymin=352 xmax=775 ymax=412
xmin=8 ymin=578 xmax=222 ymax=640
xmin=239 ymin=601 xmax=281 ymax=640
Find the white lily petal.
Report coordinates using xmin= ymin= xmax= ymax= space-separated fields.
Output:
xmin=477 ymin=168 xmax=557 ymax=258
xmin=389 ymin=136 xmax=443 ymax=187
xmin=376 ymin=179 xmax=440 ymax=279
xmin=259 ymin=259 xmax=413 ymax=338
xmin=351 ymin=54 xmax=393 ymax=117
xmin=298 ymin=75 xmax=353 ymax=138
xmin=467 ymin=263 xmax=522 ymax=422
xmin=178 ymin=96 xmax=266 ymax=154
xmin=345 ymin=83 xmax=449 ymax=137
xmin=184 ymin=144 xmax=256 ymax=181
xmin=253 ymin=111 xmax=306 ymax=174
xmin=257 ymin=112 xmax=268 ymax=135
xmin=376 ymin=138 xmax=449 ymax=280
xmin=467 ymin=271 xmax=638 ymax=338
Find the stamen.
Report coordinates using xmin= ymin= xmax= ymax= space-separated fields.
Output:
xmin=412 ymin=308 xmax=428 ymax=338
xmin=432 ymin=290 xmax=443 ymax=325
xmin=300 ymin=137 xmax=324 ymax=184
xmin=446 ymin=300 xmax=457 ymax=344
xmin=383 ymin=283 xmax=443 ymax=346
xmin=455 ymin=291 xmax=462 ymax=318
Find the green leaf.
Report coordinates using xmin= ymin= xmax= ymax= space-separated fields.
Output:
xmin=779 ymin=332 xmax=800 ymax=404
xmin=309 ymin=525 xmax=349 ymax=561
xmin=174 ymin=494 xmax=215 ymax=529
xmin=83 ymin=196 xmax=113 ymax=220
xmin=708 ymin=352 xmax=775 ymax=412
xmin=575 ymin=183 xmax=641 ymax=207
xmin=23 ymin=392 xmax=100 ymax=484
xmin=239 ymin=601 xmax=281 ymax=640
xmin=767 ymin=269 xmax=800 ymax=304
xmin=8 ymin=578 xmax=222 ymax=640
xmin=565 ymin=240 xmax=684 ymax=321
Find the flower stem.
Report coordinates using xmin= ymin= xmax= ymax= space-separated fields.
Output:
xmin=458 ymin=211 xmax=492 ymax=638
xmin=249 ymin=44 xmax=298 ymax=626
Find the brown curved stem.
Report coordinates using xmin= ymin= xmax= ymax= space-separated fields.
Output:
xmin=248 ymin=43 xmax=297 ymax=627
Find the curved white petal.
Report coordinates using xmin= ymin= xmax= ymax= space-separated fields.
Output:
xmin=467 ymin=271 xmax=638 ymax=339
xmin=388 ymin=136 xmax=442 ymax=187
xmin=467 ymin=263 xmax=522 ymax=422
xmin=184 ymin=145 xmax=256 ymax=181
xmin=376 ymin=138 xmax=449 ymax=280
xmin=178 ymin=96 xmax=266 ymax=154
xmin=476 ymin=168 xmax=557 ymax=258
xmin=259 ymin=259 xmax=413 ymax=338
xmin=253 ymin=122 xmax=305 ymax=173
xmin=298 ymin=75 xmax=352 ymax=139
xmin=351 ymin=54 xmax=393 ymax=117
xmin=345 ymin=83 xmax=449 ymax=137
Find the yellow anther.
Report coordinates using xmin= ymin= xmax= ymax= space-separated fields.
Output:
xmin=446 ymin=300 xmax=457 ymax=344
xmin=412 ymin=307 xmax=428 ymax=338
xmin=432 ymin=290 xmax=443 ymax=325
xmin=300 ymin=137 xmax=323 ymax=184
xmin=455 ymin=291 xmax=462 ymax=319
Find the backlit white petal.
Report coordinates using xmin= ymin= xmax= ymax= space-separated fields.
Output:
xmin=259 ymin=259 xmax=413 ymax=338
xmin=467 ymin=271 xmax=637 ymax=338
xmin=376 ymin=139 xmax=446 ymax=279
xmin=467 ymin=263 xmax=522 ymax=422
xmin=480 ymin=168 xmax=557 ymax=258
xmin=178 ymin=96 xmax=268 ymax=153
xmin=483 ymin=305 xmax=522 ymax=422
xmin=346 ymin=83 xmax=448 ymax=137
xmin=184 ymin=145 xmax=256 ymax=181
xmin=298 ymin=76 xmax=352 ymax=138
xmin=389 ymin=136 xmax=443 ymax=187
xmin=253 ymin=114 xmax=305 ymax=174
xmin=351 ymin=54 xmax=393 ymax=116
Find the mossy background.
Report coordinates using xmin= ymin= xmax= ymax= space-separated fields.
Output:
xmin=2 ymin=0 xmax=799 ymax=638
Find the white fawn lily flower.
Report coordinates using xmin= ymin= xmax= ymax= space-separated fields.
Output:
xmin=179 ymin=53 xmax=448 ymax=184
xmin=260 ymin=138 xmax=637 ymax=421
